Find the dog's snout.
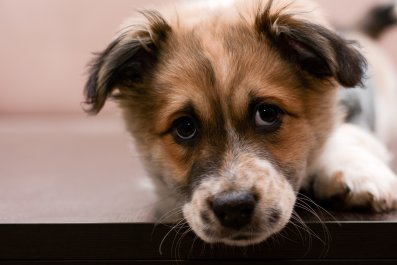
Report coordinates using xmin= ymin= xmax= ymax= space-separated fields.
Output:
xmin=211 ymin=191 xmax=256 ymax=230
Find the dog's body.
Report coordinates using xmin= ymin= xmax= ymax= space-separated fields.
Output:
xmin=85 ymin=0 xmax=397 ymax=246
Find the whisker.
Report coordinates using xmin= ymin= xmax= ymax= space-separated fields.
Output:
xmin=188 ymin=233 xmax=199 ymax=257
xmin=294 ymin=203 xmax=328 ymax=245
xmin=295 ymin=194 xmax=333 ymax=257
xmin=158 ymin=218 xmax=185 ymax=255
xmin=152 ymin=206 xmax=183 ymax=240
xmin=289 ymin=212 xmax=311 ymax=243
xmin=298 ymin=193 xmax=339 ymax=223
xmin=175 ymin=226 xmax=192 ymax=260
xmin=291 ymin=211 xmax=313 ymax=250
xmin=155 ymin=207 xmax=183 ymax=224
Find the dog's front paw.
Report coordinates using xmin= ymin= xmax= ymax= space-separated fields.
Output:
xmin=313 ymin=163 xmax=397 ymax=212
xmin=310 ymin=124 xmax=397 ymax=212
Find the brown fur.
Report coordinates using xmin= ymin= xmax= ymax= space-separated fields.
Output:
xmin=84 ymin=0 xmax=366 ymax=245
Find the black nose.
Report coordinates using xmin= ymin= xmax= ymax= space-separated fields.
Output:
xmin=211 ymin=191 xmax=256 ymax=230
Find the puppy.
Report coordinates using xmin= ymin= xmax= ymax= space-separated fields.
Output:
xmin=84 ymin=0 xmax=397 ymax=246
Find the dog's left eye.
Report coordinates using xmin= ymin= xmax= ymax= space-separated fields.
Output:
xmin=172 ymin=116 xmax=198 ymax=142
xmin=254 ymin=104 xmax=283 ymax=131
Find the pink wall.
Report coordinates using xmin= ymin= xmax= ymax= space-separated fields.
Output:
xmin=0 ymin=0 xmax=164 ymax=114
xmin=0 ymin=0 xmax=396 ymax=114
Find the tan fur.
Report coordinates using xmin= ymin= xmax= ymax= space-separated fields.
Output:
xmin=118 ymin=3 xmax=339 ymax=188
xmin=115 ymin=1 xmax=341 ymax=246
xmin=85 ymin=0 xmax=390 ymax=246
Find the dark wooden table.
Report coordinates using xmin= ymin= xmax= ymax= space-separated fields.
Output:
xmin=1 ymin=115 xmax=397 ymax=264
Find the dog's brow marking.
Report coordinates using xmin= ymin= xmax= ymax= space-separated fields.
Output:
xmin=199 ymin=27 xmax=231 ymax=88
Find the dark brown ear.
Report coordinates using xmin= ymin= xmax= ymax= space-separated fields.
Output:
xmin=84 ymin=11 xmax=171 ymax=114
xmin=255 ymin=1 xmax=367 ymax=87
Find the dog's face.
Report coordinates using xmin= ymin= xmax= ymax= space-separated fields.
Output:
xmin=85 ymin=0 xmax=365 ymax=246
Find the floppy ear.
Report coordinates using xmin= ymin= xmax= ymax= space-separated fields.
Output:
xmin=255 ymin=1 xmax=367 ymax=87
xmin=84 ymin=11 xmax=171 ymax=114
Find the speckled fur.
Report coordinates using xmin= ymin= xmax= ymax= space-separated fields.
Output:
xmin=84 ymin=0 xmax=397 ymax=246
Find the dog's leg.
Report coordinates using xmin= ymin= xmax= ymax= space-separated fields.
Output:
xmin=309 ymin=123 xmax=397 ymax=212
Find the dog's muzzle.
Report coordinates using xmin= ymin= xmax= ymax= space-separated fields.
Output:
xmin=182 ymin=159 xmax=296 ymax=246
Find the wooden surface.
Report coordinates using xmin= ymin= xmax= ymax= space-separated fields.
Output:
xmin=0 ymin=114 xmax=157 ymax=223
xmin=1 ymin=115 xmax=397 ymax=264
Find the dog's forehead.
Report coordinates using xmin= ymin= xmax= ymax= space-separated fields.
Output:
xmin=154 ymin=23 xmax=304 ymax=132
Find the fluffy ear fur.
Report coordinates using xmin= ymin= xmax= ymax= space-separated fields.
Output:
xmin=84 ymin=11 xmax=171 ymax=114
xmin=255 ymin=0 xmax=367 ymax=88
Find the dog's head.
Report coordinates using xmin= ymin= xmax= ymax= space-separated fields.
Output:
xmin=84 ymin=0 xmax=366 ymax=246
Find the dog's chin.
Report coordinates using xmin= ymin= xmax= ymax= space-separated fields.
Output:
xmin=188 ymin=221 xmax=287 ymax=246
xmin=196 ymin=230 xmax=275 ymax=247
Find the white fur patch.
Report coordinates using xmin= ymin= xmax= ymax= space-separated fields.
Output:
xmin=310 ymin=124 xmax=397 ymax=212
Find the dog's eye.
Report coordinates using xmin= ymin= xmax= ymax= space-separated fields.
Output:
xmin=255 ymin=104 xmax=283 ymax=131
xmin=173 ymin=117 xmax=197 ymax=141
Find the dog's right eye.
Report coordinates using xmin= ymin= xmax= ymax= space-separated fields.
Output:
xmin=254 ymin=103 xmax=284 ymax=133
xmin=172 ymin=117 xmax=198 ymax=142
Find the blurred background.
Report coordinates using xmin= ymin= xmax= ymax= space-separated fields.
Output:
xmin=0 ymin=0 xmax=396 ymax=223
xmin=0 ymin=0 xmax=397 ymax=114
